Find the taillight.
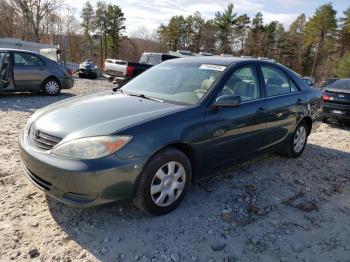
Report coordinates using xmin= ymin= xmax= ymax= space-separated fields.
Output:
xmin=322 ymin=95 xmax=330 ymax=102
xmin=126 ymin=66 xmax=135 ymax=78
xmin=67 ymin=69 xmax=73 ymax=77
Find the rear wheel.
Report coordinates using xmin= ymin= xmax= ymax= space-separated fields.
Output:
xmin=134 ymin=148 xmax=192 ymax=215
xmin=278 ymin=121 xmax=308 ymax=158
xmin=42 ymin=78 xmax=61 ymax=96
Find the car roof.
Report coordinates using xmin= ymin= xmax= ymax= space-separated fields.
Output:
xmin=167 ymin=56 xmax=276 ymax=66
xmin=0 ymin=48 xmax=40 ymax=55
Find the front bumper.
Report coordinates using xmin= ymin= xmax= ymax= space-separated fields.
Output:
xmin=59 ymin=77 xmax=74 ymax=89
xmin=79 ymin=69 xmax=97 ymax=76
xmin=19 ymin=130 xmax=146 ymax=207
xmin=322 ymin=103 xmax=350 ymax=121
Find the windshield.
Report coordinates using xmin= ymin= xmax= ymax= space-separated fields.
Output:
xmin=122 ymin=61 xmax=225 ymax=105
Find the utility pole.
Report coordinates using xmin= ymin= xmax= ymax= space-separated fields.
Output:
xmin=63 ymin=35 xmax=67 ymax=66
xmin=100 ymin=34 xmax=103 ymax=68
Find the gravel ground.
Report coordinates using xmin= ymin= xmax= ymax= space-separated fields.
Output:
xmin=1 ymin=78 xmax=350 ymax=262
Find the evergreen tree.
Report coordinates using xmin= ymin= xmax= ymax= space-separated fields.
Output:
xmin=214 ymin=3 xmax=237 ymax=54
xmin=304 ymin=3 xmax=337 ymax=78
xmin=81 ymin=1 xmax=96 ymax=58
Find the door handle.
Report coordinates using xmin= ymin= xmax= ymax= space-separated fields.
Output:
xmin=275 ymin=112 xmax=283 ymax=117
xmin=256 ymin=107 xmax=266 ymax=114
xmin=39 ymin=68 xmax=45 ymax=71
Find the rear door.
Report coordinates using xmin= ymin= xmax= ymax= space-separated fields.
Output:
xmin=12 ymin=52 xmax=49 ymax=89
xmin=259 ymin=64 xmax=304 ymax=148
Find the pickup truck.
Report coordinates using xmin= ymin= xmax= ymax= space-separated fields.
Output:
xmin=104 ymin=52 xmax=180 ymax=84
xmin=104 ymin=59 xmax=127 ymax=77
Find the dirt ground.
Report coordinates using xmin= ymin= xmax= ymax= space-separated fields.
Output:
xmin=0 ymin=78 xmax=350 ymax=262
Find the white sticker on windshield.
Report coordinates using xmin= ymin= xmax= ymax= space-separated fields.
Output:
xmin=199 ymin=64 xmax=226 ymax=71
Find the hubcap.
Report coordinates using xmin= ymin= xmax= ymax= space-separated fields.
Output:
xmin=150 ymin=161 xmax=186 ymax=207
xmin=293 ymin=126 xmax=306 ymax=153
xmin=45 ymin=81 xmax=59 ymax=94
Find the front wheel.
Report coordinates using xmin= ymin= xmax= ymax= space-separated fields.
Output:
xmin=278 ymin=121 xmax=308 ymax=158
xmin=134 ymin=148 xmax=192 ymax=215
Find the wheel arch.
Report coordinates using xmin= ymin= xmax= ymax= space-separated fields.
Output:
xmin=142 ymin=142 xmax=198 ymax=183
xmin=41 ymin=75 xmax=61 ymax=90
xmin=166 ymin=142 xmax=197 ymax=182
xmin=297 ymin=115 xmax=312 ymax=135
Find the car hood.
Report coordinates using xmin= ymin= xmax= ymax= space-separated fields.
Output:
xmin=31 ymin=91 xmax=185 ymax=142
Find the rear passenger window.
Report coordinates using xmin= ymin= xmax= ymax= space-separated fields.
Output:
xmin=261 ymin=65 xmax=298 ymax=97
xmin=14 ymin=53 xmax=44 ymax=66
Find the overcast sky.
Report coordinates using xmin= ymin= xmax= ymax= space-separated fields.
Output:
xmin=67 ymin=0 xmax=349 ymax=35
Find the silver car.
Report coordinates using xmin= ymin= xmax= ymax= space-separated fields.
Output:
xmin=0 ymin=48 xmax=74 ymax=96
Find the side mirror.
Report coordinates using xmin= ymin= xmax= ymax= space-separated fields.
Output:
xmin=212 ymin=95 xmax=241 ymax=108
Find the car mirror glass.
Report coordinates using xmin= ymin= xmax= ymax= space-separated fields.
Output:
xmin=213 ymin=95 xmax=241 ymax=108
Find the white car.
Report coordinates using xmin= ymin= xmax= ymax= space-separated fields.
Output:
xmin=104 ymin=59 xmax=127 ymax=77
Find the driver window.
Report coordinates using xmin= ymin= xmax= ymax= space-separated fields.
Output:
xmin=217 ymin=65 xmax=261 ymax=102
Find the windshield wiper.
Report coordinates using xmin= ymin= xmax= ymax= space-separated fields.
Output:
xmin=126 ymin=92 xmax=164 ymax=103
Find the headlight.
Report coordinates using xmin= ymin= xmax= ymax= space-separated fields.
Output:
xmin=51 ymin=136 xmax=132 ymax=159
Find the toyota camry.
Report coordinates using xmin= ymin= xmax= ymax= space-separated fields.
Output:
xmin=19 ymin=57 xmax=322 ymax=215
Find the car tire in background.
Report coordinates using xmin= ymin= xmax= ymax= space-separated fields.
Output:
xmin=42 ymin=77 xmax=61 ymax=96
xmin=134 ymin=147 xmax=192 ymax=215
xmin=278 ymin=120 xmax=309 ymax=158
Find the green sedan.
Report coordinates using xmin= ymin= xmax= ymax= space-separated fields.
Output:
xmin=19 ymin=57 xmax=322 ymax=215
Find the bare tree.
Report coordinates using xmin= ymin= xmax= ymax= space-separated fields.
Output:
xmin=0 ymin=0 xmax=17 ymax=38
xmin=12 ymin=0 xmax=61 ymax=42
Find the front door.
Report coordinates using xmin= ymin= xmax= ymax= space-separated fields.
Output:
xmin=205 ymin=64 xmax=268 ymax=171
xmin=0 ymin=51 xmax=15 ymax=92
xmin=12 ymin=52 xmax=48 ymax=89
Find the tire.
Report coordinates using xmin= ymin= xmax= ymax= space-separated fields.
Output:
xmin=278 ymin=121 xmax=309 ymax=158
xmin=134 ymin=148 xmax=192 ymax=215
xmin=322 ymin=117 xmax=328 ymax=123
xmin=42 ymin=77 xmax=61 ymax=96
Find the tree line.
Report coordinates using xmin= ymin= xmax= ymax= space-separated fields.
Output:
xmin=0 ymin=1 xmax=350 ymax=80
xmin=158 ymin=3 xmax=350 ymax=80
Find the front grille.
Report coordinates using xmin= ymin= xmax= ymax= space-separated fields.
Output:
xmin=30 ymin=127 xmax=62 ymax=150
